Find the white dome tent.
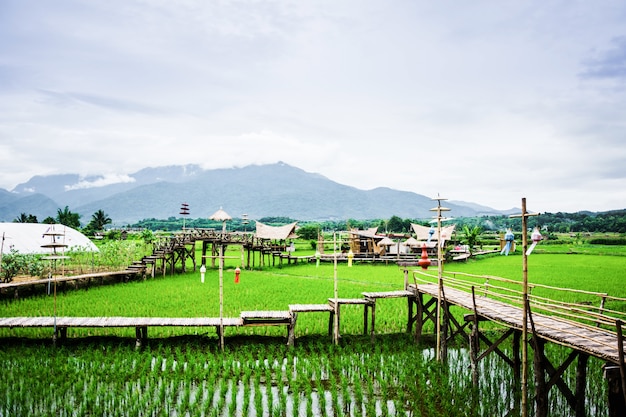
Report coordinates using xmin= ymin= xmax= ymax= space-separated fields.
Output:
xmin=0 ymin=223 xmax=98 ymax=255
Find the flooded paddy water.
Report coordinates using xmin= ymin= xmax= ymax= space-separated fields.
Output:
xmin=0 ymin=334 xmax=609 ymax=416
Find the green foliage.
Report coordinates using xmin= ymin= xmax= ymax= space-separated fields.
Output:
xmin=462 ymin=225 xmax=482 ymax=252
xmin=0 ymin=253 xmax=618 ymax=415
xmin=296 ymin=224 xmax=319 ymax=240
xmin=106 ymin=229 xmax=122 ymax=240
xmin=56 ymin=206 xmax=81 ymax=229
xmin=13 ymin=213 xmax=38 ymax=223
xmin=0 ymin=249 xmax=45 ymax=282
xmin=86 ymin=209 xmax=112 ymax=232
xmin=588 ymin=237 xmax=626 ymax=245
xmin=1 ymin=249 xmax=24 ymax=282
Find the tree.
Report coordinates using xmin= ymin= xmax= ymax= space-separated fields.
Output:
xmin=13 ymin=213 xmax=38 ymax=223
xmin=462 ymin=225 xmax=482 ymax=253
xmin=55 ymin=206 xmax=81 ymax=229
xmin=297 ymin=224 xmax=320 ymax=240
xmin=88 ymin=209 xmax=112 ymax=231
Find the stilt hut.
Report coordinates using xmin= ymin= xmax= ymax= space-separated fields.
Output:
xmin=348 ymin=227 xmax=385 ymax=256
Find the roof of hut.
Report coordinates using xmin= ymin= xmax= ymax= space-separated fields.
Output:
xmin=348 ymin=227 xmax=379 ymax=238
xmin=411 ymin=223 xmax=456 ymax=242
xmin=254 ymin=221 xmax=298 ymax=240
xmin=0 ymin=223 xmax=99 ymax=254
xmin=377 ymin=236 xmax=395 ymax=246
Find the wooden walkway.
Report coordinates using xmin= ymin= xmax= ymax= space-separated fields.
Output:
xmin=411 ymin=283 xmax=626 ymax=365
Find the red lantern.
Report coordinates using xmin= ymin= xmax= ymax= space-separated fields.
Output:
xmin=417 ymin=244 xmax=431 ymax=270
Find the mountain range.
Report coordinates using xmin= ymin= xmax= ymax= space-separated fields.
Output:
xmin=0 ymin=162 xmax=517 ymax=225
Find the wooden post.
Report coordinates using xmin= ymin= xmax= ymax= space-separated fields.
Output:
xmin=605 ymin=363 xmax=626 ymax=417
xmin=415 ymin=293 xmax=424 ymax=344
xmin=218 ymin=244 xmax=224 ymax=351
xmin=575 ymin=353 xmax=589 ymax=417
xmin=333 ymin=232 xmax=339 ymax=344
xmin=509 ymin=197 xmax=539 ymax=417
xmin=470 ymin=286 xmax=480 ymax=386
xmin=533 ymin=336 xmax=548 ymax=417
xmin=521 ymin=198 xmax=530 ymax=417
xmin=430 ymin=196 xmax=450 ymax=362
xmin=616 ymin=320 xmax=626 ymax=406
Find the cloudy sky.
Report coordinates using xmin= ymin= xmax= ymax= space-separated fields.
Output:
xmin=1 ymin=0 xmax=625 ymax=213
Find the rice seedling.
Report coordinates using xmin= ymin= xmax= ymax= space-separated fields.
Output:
xmin=1 ymin=251 xmax=623 ymax=416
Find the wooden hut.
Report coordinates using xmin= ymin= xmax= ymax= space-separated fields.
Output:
xmin=348 ymin=227 xmax=385 ymax=256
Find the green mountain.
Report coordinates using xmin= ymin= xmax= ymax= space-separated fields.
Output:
xmin=3 ymin=162 xmax=501 ymax=225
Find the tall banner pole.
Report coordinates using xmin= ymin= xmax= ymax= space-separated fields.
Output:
xmin=430 ymin=196 xmax=450 ymax=362
xmin=521 ymin=198 xmax=529 ymax=417
xmin=509 ymin=197 xmax=539 ymax=417
xmin=219 ymin=244 xmax=224 ymax=351
xmin=333 ymin=232 xmax=339 ymax=344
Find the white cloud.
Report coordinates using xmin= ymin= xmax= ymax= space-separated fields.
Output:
xmin=1 ymin=0 xmax=626 ymax=213
xmin=64 ymin=174 xmax=136 ymax=191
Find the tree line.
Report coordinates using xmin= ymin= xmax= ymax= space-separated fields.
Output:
xmin=13 ymin=208 xmax=626 ymax=236
xmin=14 ymin=207 xmax=111 ymax=236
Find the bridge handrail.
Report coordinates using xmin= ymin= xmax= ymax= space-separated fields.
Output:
xmin=411 ymin=268 xmax=626 ymax=334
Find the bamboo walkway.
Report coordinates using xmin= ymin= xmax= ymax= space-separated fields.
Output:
xmin=411 ymin=283 xmax=626 ymax=365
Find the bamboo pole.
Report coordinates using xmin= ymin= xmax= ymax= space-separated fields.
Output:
xmin=521 ymin=198 xmax=529 ymax=417
xmin=219 ymin=244 xmax=224 ymax=351
xmin=509 ymin=197 xmax=539 ymax=417
xmin=430 ymin=196 xmax=450 ymax=362
xmin=333 ymin=232 xmax=339 ymax=344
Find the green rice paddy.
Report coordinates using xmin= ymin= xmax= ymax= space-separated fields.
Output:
xmin=1 ymin=246 xmax=624 ymax=416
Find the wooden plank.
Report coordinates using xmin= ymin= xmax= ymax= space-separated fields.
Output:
xmin=289 ymin=304 xmax=333 ymax=312
xmin=362 ymin=290 xmax=413 ymax=299
xmin=241 ymin=311 xmax=292 ymax=320
xmin=328 ymin=298 xmax=372 ymax=305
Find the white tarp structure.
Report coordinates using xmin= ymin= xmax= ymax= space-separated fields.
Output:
xmin=254 ymin=221 xmax=298 ymax=240
xmin=0 ymin=223 xmax=99 ymax=254
xmin=411 ymin=223 xmax=456 ymax=248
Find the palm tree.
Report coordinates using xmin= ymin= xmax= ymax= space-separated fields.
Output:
xmin=89 ymin=209 xmax=112 ymax=231
xmin=462 ymin=225 xmax=482 ymax=254
xmin=56 ymin=206 xmax=81 ymax=229
xmin=14 ymin=213 xmax=29 ymax=223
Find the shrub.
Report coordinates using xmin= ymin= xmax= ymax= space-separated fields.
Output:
xmin=589 ymin=238 xmax=626 ymax=245
xmin=1 ymin=249 xmax=26 ymax=282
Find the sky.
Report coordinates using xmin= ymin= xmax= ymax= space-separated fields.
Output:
xmin=1 ymin=0 xmax=626 ymax=214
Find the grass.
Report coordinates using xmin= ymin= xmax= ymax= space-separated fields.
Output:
xmin=1 ymin=249 xmax=624 ymax=416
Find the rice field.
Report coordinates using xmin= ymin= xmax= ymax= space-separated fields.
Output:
xmin=1 ymin=248 xmax=624 ymax=416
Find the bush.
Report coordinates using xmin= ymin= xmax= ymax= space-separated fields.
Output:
xmin=1 ymin=249 xmax=26 ymax=283
xmin=588 ymin=238 xmax=626 ymax=245
xmin=1 ymin=250 xmax=47 ymax=282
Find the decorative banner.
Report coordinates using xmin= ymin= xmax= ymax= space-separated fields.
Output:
xmin=525 ymin=227 xmax=543 ymax=255
xmin=501 ymin=228 xmax=515 ymax=256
